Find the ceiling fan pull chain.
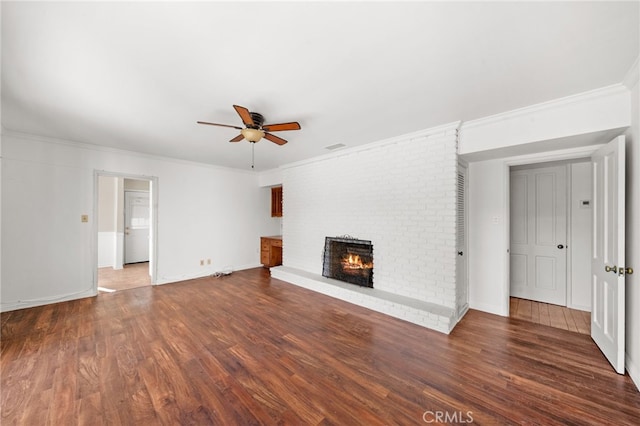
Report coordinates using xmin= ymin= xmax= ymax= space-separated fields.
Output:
xmin=251 ymin=142 xmax=255 ymax=169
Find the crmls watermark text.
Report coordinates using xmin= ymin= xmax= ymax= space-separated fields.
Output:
xmin=422 ymin=410 xmax=474 ymax=424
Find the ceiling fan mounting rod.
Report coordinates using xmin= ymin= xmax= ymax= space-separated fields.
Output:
xmin=249 ymin=112 xmax=265 ymax=129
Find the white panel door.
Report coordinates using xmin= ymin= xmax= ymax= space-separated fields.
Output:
xmin=591 ymin=136 xmax=626 ymax=374
xmin=510 ymin=165 xmax=567 ymax=305
xmin=124 ymin=191 xmax=150 ymax=264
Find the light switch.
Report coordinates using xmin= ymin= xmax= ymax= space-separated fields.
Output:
xmin=81 ymin=214 xmax=89 ymax=223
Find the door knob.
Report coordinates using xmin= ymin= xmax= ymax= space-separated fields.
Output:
xmin=457 ymin=251 xmax=463 ymax=256
xmin=605 ymin=265 xmax=618 ymax=274
xmin=557 ymin=244 xmax=564 ymax=249
xmin=619 ymin=267 xmax=634 ymax=276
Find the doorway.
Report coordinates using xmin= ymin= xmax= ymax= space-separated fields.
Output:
xmin=508 ymin=159 xmax=592 ymax=319
xmin=510 ymin=162 xmax=568 ymax=305
xmin=95 ymin=172 xmax=158 ymax=292
xmin=509 ymin=297 xmax=590 ymax=335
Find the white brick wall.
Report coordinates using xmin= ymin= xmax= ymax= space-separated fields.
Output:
xmin=280 ymin=125 xmax=459 ymax=318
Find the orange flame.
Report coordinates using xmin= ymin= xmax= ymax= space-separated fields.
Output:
xmin=341 ymin=253 xmax=373 ymax=270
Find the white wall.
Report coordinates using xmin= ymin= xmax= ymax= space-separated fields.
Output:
xmin=569 ymin=161 xmax=592 ymax=311
xmin=256 ymin=170 xmax=284 ymax=235
xmin=97 ymin=175 xmax=117 ymax=268
xmin=258 ymin=168 xmax=283 ymax=187
xmin=0 ymin=132 xmax=280 ymax=311
xmin=282 ymin=125 xmax=459 ymax=307
xmin=98 ymin=175 xmax=117 ymax=233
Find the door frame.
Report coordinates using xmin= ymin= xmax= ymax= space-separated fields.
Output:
xmin=93 ymin=171 xmax=159 ymax=290
xmin=500 ymin=145 xmax=606 ymax=315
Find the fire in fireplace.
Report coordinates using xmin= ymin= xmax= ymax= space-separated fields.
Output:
xmin=322 ymin=236 xmax=373 ymax=288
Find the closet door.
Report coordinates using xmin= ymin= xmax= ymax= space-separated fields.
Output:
xmin=510 ymin=165 xmax=567 ymax=305
xmin=456 ymin=163 xmax=468 ymax=318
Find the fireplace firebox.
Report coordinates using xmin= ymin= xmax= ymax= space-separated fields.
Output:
xmin=322 ymin=236 xmax=373 ymax=288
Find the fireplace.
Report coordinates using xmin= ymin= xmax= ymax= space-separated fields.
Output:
xmin=322 ymin=236 xmax=373 ymax=288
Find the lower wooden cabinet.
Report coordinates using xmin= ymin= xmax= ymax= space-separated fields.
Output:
xmin=261 ymin=236 xmax=282 ymax=267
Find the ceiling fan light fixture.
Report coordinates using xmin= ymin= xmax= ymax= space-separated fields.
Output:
xmin=241 ymin=128 xmax=265 ymax=142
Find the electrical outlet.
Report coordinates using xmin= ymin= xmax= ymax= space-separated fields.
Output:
xmin=200 ymin=259 xmax=204 ymax=266
xmin=81 ymin=214 xmax=89 ymax=223
xmin=207 ymin=259 xmax=211 ymax=265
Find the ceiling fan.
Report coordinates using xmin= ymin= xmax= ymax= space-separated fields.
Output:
xmin=197 ymin=105 xmax=301 ymax=145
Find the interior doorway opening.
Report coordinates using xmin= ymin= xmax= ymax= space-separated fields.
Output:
xmin=95 ymin=172 xmax=158 ymax=293
xmin=507 ymin=158 xmax=592 ymax=332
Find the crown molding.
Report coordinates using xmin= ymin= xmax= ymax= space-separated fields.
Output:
xmin=282 ymin=120 xmax=461 ymax=170
xmin=461 ymin=83 xmax=629 ymax=131
xmin=1 ymin=129 xmax=257 ymax=175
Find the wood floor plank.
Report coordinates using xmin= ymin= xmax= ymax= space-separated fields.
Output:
xmin=530 ymin=299 xmax=540 ymax=324
xmin=571 ymin=308 xmax=591 ymax=334
xmin=2 ymin=269 xmax=639 ymax=424
xmin=538 ymin=302 xmax=551 ymax=327
xmin=509 ymin=297 xmax=518 ymax=317
xmin=547 ymin=303 xmax=567 ymax=330
xmin=563 ymin=308 xmax=579 ymax=333
xmin=517 ymin=298 xmax=532 ymax=320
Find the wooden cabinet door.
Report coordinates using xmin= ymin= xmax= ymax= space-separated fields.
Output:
xmin=271 ymin=187 xmax=283 ymax=217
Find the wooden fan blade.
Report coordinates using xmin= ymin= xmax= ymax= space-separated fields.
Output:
xmin=264 ymin=132 xmax=288 ymax=145
xmin=229 ymin=134 xmax=244 ymax=142
xmin=197 ymin=121 xmax=242 ymax=130
xmin=233 ymin=105 xmax=254 ymax=127
xmin=262 ymin=122 xmax=301 ymax=132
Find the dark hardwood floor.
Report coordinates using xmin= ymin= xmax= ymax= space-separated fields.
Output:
xmin=2 ymin=268 xmax=639 ymax=425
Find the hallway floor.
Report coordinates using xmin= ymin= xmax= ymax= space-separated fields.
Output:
xmin=98 ymin=262 xmax=151 ymax=292
xmin=510 ymin=297 xmax=590 ymax=335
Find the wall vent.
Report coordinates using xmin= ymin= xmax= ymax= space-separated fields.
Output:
xmin=324 ymin=143 xmax=346 ymax=151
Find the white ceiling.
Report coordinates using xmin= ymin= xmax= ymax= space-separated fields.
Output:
xmin=2 ymin=1 xmax=638 ymax=171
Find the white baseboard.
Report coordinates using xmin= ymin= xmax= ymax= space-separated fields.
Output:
xmin=469 ymin=300 xmax=509 ymax=317
xmin=154 ymin=263 xmax=262 ymax=285
xmin=567 ymin=303 xmax=591 ymax=312
xmin=0 ymin=287 xmax=97 ymax=313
